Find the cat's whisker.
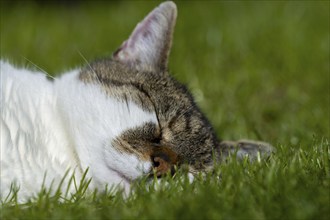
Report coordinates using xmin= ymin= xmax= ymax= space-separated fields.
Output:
xmin=9 ymin=76 xmax=99 ymax=114
xmin=18 ymin=57 xmax=88 ymax=108
xmin=21 ymin=56 xmax=55 ymax=80
xmin=76 ymin=50 xmax=104 ymax=87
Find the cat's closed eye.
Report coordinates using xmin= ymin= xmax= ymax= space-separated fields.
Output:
xmin=151 ymin=139 xmax=162 ymax=146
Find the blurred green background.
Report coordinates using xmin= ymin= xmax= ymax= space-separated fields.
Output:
xmin=1 ymin=0 xmax=329 ymax=146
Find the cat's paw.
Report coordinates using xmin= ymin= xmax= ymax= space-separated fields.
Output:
xmin=219 ymin=139 xmax=275 ymax=161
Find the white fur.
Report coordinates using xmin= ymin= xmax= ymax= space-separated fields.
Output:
xmin=0 ymin=61 xmax=156 ymax=202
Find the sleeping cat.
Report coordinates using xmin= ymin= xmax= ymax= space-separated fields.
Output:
xmin=0 ymin=1 xmax=273 ymax=202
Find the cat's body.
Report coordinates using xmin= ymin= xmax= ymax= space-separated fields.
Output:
xmin=1 ymin=62 xmax=157 ymax=200
xmin=1 ymin=2 xmax=273 ymax=202
xmin=1 ymin=63 xmax=81 ymax=200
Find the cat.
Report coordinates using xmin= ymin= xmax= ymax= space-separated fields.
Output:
xmin=0 ymin=1 xmax=273 ymax=202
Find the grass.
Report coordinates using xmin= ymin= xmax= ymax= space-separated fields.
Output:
xmin=1 ymin=0 xmax=329 ymax=219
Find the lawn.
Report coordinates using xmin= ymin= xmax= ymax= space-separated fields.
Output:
xmin=1 ymin=0 xmax=329 ymax=219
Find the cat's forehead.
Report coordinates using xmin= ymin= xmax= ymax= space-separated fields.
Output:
xmin=79 ymin=59 xmax=167 ymax=84
xmin=79 ymin=58 xmax=166 ymax=113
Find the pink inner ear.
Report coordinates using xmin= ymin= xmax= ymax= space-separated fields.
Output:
xmin=128 ymin=14 xmax=155 ymax=49
xmin=113 ymin=41 xmax=128 ymax=59
xmin=113 ymin=2 xmax=177 ymax=70
xmin=114 ymin=9 xmax=162 ymax=61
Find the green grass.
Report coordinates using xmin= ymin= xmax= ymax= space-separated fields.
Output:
xmin=1 ymin=1 xmax=329 ymax=219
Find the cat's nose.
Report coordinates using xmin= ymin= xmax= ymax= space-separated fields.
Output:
xmin=152 ymin=155 xmax=175 ymax=177
xmin=151 ymin=146 xmax=178 ymax=177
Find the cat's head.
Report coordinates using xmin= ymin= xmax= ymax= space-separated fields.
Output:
xmin=78 ymin=2 xmax=272 ymax=183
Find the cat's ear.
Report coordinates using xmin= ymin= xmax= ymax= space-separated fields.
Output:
xmin=113 ymin=1 xmax=177 ymax=72
xmin=217 ymin=140 xmax=275 ymax=161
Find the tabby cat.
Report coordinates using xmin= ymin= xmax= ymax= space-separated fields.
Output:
xmin=0 ymin=1 xmax=273 ymax=202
